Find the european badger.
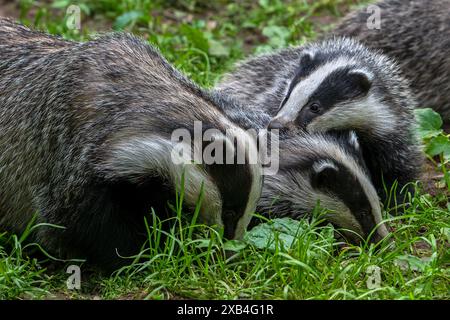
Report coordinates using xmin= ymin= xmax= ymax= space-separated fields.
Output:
xmin=259 ymin=130 xmax=389 ymax=244
xmin=0 ymin=19 xmax=262 ymax=269
xmin=216 ymin=37 xmax=424 ymax=205
xmin=211 ymin=98 xmax=389 ymax=243
xmin=330 ymin=0 xmax=450 ymax=123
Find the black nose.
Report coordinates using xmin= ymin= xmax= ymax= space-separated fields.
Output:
xmin=268 ymin=118 xmax=286 ymax=130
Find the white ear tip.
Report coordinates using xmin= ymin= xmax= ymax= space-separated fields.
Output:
xmin=349 ymin=131 xmax=360 ymax=150
xmin=349 ymin=68 xmax=374 ymax=82
xmin=312 ymin=160 xmax=338 ymax=173
xmin=301 ymin=50 xmax=315 ymax=63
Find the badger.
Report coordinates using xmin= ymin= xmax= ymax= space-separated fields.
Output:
xmin=0 ymin=19 xmax=263 ymax=269
xmin=216 ymin=37 xmax=424 ymax=205
xmin=258 ymin=130 xmax=389 ymax=244
xmin=330 ymin=0 xmax=450 ymax=123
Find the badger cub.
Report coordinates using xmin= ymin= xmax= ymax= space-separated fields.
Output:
xmin=218 ymin=37 xmax=424 ymax=205
xmin=257 ymin=130 xmax=389 ymax=244
xmin=0 ymin=19 xmax=262 ymax=269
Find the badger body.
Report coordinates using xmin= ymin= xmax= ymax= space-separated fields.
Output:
xmin=330 ymin=0 xmax=450 ymax=122
xmin=0 ymin=19 xmax=262 ymax=269
xmin=217 ymin=38 xmax=424 ymax=205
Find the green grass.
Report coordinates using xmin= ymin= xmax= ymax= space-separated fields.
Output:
xmin=2 ymin=181 xmax=448 ymax=300
xmin=0 ymin=0 xmax=449 ymax=300
xmin=16 ymin=0 xmax=369 ymax=86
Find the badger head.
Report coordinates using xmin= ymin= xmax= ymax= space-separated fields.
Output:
xmin=259 ymin=132 xmax=389 ymax=244
xmin=268 ymin=38 xmax=403 ymax=138
xmin=98 ymin=127 xmax=262 ymax=241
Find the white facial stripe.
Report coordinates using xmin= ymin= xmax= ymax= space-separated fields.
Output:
xmin=234 ymin=163 xmax=262 ymax=239
xmin=318 ymin=153 xmax=386 ymax=239
xmin=349 ymin=69 xmax=375 ymax=82
xmin=275 ymin=58 xmax=356 ymax=123
xmin=313 ymin=160 xmax=338 ymax=173
xmin=307 ymin=93 xmax=397 ymax=135
xmin=352 ymin=169 xmax=388 ymax=238
xmin=337 ymin=149 xmax=388 ymax=238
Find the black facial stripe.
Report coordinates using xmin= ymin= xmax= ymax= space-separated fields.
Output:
xmin=313 ymin=66 xmax=364 ymax=102
xmin=312 ymin=161 xmax=377 ymax=236
xmin=204 ymin=141 xmax=253 ymax=239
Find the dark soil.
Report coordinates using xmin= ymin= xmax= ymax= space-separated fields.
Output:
xmin=0 ymin=0 xmax=19 ymax=19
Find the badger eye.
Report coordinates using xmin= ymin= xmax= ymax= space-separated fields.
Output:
xmin=309 ymin=103 xmax=321 ymax=113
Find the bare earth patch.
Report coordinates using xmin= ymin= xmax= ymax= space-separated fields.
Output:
xmin=0 ymin=0 xmax=19 ymax=19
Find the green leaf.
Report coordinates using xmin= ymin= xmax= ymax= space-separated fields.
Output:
xmin=208 ymin=39 xmax=230 ymax=57
xmin=244 ymin=218 xmax=308 ymax=251
xmin=425 ymin=135 xmax=450 ymax=159
xmin=414 ymin=108 xmax=443 ymax=140
xmin=194 ymin=239 xmax=211 ymax=249
xmin=113 ymin=11 xmax=143 ymax=30
xmin=262 ymin=25 xmax=290 ymax=49
xmin=180 ymin=25 xmax=209 ymax=53
xmin=259 ymin=0 xmax=271 ymax=9
xmin=394 ymin=255 xmax=431 ymax=272
xmin=51 ymin=0 xmax=71 ymax=9
xmin=223 ymin=240 xmax=247 ymax=252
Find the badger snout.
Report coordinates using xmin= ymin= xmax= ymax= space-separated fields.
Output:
xmin=222 ymin=209 xmax=240 ymax=240
xmin=368 ymin=223 xmax=391 ymax=244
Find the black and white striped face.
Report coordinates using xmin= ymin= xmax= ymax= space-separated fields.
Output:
xmin=101 ymin=129 xmax=262 ymax=242
xmin=261 ymin=134 xmax=388 ymax=244
xmin=268 ymin=51 xmax=375 ymax=133
xmin=310 ymin=158 xmax=387 ymax=243
xmin=202 ymin=129 xmax=263 ymax=240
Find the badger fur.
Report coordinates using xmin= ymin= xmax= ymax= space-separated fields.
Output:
xmin=209 ymin=93 xmax=389 ymax=243
xmin=0 ymin=19 xmax=263 ymax=269
xmin=259 ymin=130 xmax=389 ymax=244
xmin=330 ymin=0 xmax=450 ymax=122
xmin=216 ymin=37 xmax=424 ymax=205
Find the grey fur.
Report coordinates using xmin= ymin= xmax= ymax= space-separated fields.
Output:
xmin=0 ymin=19 xmax=262 ymax=269
xmin=330 ymin=0 xmax=450 ymax=122
xmin=216 ymin=37 xmax=424 ymax=205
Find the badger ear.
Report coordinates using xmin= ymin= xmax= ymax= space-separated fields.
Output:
xmin=347 ymin=130 xmax=360 ymax=151
xmin=300 ymin=51 xmax=314 ymax=66
xmin=311 ymin=160 xmax=339 ymax=190
xmin=348 ymin=69 xmax=373 ymax=94
xmin=98 ymin=136 xmax=178 ymax=182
